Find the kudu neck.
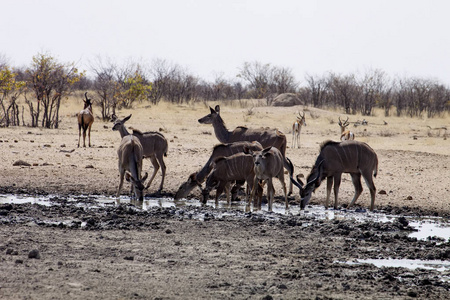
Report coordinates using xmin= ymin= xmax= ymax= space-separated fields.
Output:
xmin=212 ymin=115 xmax=231 ymax=143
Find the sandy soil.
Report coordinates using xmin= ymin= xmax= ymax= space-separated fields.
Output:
xmin=0 ymin=99 xmax=449 ymax=299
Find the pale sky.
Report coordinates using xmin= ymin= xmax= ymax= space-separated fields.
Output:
xmin=2 ymin=0 xmax=450 ymax=85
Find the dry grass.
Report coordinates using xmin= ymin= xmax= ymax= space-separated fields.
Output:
xmin=9 ymin=93 xmax=450 ymax=156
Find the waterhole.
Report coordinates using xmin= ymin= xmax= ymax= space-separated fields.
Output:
xmin=1 ymin=194 xmax=449 ymax=242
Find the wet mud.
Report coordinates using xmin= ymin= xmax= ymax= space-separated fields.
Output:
xmin=1 ymin=196 xmax=449 ymax=300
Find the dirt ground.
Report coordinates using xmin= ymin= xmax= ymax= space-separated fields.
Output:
xmin=0 ymin=99 xmax=449 ymax=299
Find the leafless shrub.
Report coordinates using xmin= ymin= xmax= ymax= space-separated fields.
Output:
xmin=379 ymin=130 xmax=396 ymax=137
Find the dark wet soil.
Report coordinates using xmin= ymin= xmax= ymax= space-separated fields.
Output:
xmin=1 ymin=197 xmax=449 ymax=300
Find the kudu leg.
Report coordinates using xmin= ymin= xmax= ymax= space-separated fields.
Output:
xmin=362 ymin=172 xmax=376 ymax=211
xmin=333 ymin=174 xmax=342 ymax=209
xmin=156 ymin=154 xmax=166 ymax=192
xmin=349 ymin=173 xmax=363 ymax=208
xmin=117 ymin=171 xmax=125 ymax=198
xmin=145 ymin=156 xmax=160 ymax=190
xmin=325 ymin=177 xmax=333 ymax=209
xmin=278 ymin=175 xmax=288 ymax=209
xmin=267 ymin=179 xmax=275 ymax=211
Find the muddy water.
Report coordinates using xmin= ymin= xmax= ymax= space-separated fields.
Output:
xmin=1 ymin=193 xmax=449 ymax=242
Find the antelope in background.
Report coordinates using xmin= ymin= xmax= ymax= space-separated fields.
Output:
xmin=289 ymin=140 xmax=378 ymax=211
xmin=77 ymin=92 xmax=94 ymax=147
xmin=117 ymin=135 xmax=148 ymax=201
xmin=174 ymin=141 xmax=263 ymax=200
xmin=248 ymin=146 xmax=289 ymax=211
xmin=198 ymin=105 xmax=293 ymax=194
xmin=338 ymin=117 xmax=355 ymax=141
xmin=291 ymin=111 xmax=306 ymax=148
xmin=112 ymin=114 xmax=168 ymax=193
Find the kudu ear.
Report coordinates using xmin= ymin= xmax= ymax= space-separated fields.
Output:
xmin=125 ymin=171 xmax=132 ymax=182
xmin=141 ymin=172 xmax=148 ymax=182
xmin=123 ymin=114 xmax=132 ymax=122
xmin=243 ymin=145 xmax=250 ymax=154
xmin=110 ymin=114 xmax=118 ymax=122
xmin=214 ymin=105 xmax=220 ymax=114
xmin=262 ymin=146 xmax=272 ymax=155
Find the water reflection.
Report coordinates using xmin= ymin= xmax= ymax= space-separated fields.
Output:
xmin=1 ymin=194 xmax=449 ymax=241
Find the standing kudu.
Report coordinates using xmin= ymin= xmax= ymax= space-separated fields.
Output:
xmin=117 ymin=135 xmax=149 ymax=201
xmin=174 ymin=141 xmax=263 ymax=200
xmin=112 ymin=114 xmax=168 ymax=193
xmin=289 ymin=140 xmax=378 ymax=211
xmin=201 ymin=152 xmax=257 ymax=206
xmin=292 ymin=111 xmax=306 ymax=148
xmin=248 ymin=146 xmax=289 ymax=211
xmin=77 ymin=92 xmax=94 ymax=147
xmin=198 ymin=105 xmax=293 ymax=194
xmin=338 ymin=117 xmax=355 ymax=141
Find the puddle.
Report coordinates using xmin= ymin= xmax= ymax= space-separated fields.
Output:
xmin=1 ymin=194 xmax=449 ymax=241
xmin=345 ymin=258 xmax=450 ymax=272
xmin=408 ymin=220 xmax=450 ymax=241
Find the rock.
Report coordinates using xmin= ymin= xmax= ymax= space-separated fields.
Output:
xmin=272 ymin=93 xmax=303 ymax=107
xmin=13 ymin=160 xmax=31 ymax=167
xmin=28 ymin=249 xmax=41 ymax=259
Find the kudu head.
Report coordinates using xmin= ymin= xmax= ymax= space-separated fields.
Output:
xmin=198 ymin=105 xmax=220 ymax=124
xmin=290 ymin=160 xmax=324 ymax=209
xmin=112 ymin=114 xmax=132 ymax=131
xmin=338 ymin=117 xmax=349 ymax=132
xmin=125 ymin=171 xmax=149 ymax=201
xmin=249 ymin=146 xmax=273 ymax=173
xmin=174 ymin=172 xmax=203 ymax=200
xmin=297 ymin=111 xmax=306 ymax=126
xmin=83 ymin=92 xmax=92 ymax=109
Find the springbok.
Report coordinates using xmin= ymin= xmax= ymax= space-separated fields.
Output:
xmin=291 ymin=111 xmax=306 ymax=148
xmin=289 ymin=140 xmax=378 ymax=211
xmin=198 ymin=105 xmax=293 ymax=194
xmin=201 ymin=152 xmax=256 ymax=205
xmin=117 ymin=135 xmax=149 ymax=201
xmin=77 ymin=92 xmax=94 ymax=147
xmin=112 ymin=114 xmax=168 ymax=193
xmin=174 ymin=141 xmax=263 ymax=200
xmin=338 ymin=117 xmax=355 ymax=141
xmin=248 ymin=146 xmax=289 ymax=211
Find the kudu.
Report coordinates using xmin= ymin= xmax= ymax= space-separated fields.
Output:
xmin=338 ymin=117 xmax=355 ymax=141
xmin=112 ymin=114 xmax=168 ymax=193
xmin=289 ymin=140 xmax=378 ymax=211
xmin=77 ymin=92 xmax=94 ymax=147
xmin=201 ymin=152 xmax=256 ymax=205
xmin=117 ymin=135 xmax=149 ymax=201
xmin=174 ymin=141 xmax=263 ymax=200
xmin=291 ymin=111 xmax=306 ymax=148
xmin=198 ymin=105 xmax=293 ymax=194
xmin=248 ymin=146 xmax=290 ymax=211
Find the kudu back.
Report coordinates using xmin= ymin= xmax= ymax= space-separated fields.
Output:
xmin=290 ymin=140 xmax=378 ymax=211
xmin=174 ymin=141 xmax=263 ymax=200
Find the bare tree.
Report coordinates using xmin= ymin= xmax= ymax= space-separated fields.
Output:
xmin=26 ymin=53 xmax=83 ymax=128
xmin=304 ymin=73 xmax=328 ymax=107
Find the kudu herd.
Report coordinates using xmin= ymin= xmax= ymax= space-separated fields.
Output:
xmin=78 ymin=92 xmax=379 ymax=211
